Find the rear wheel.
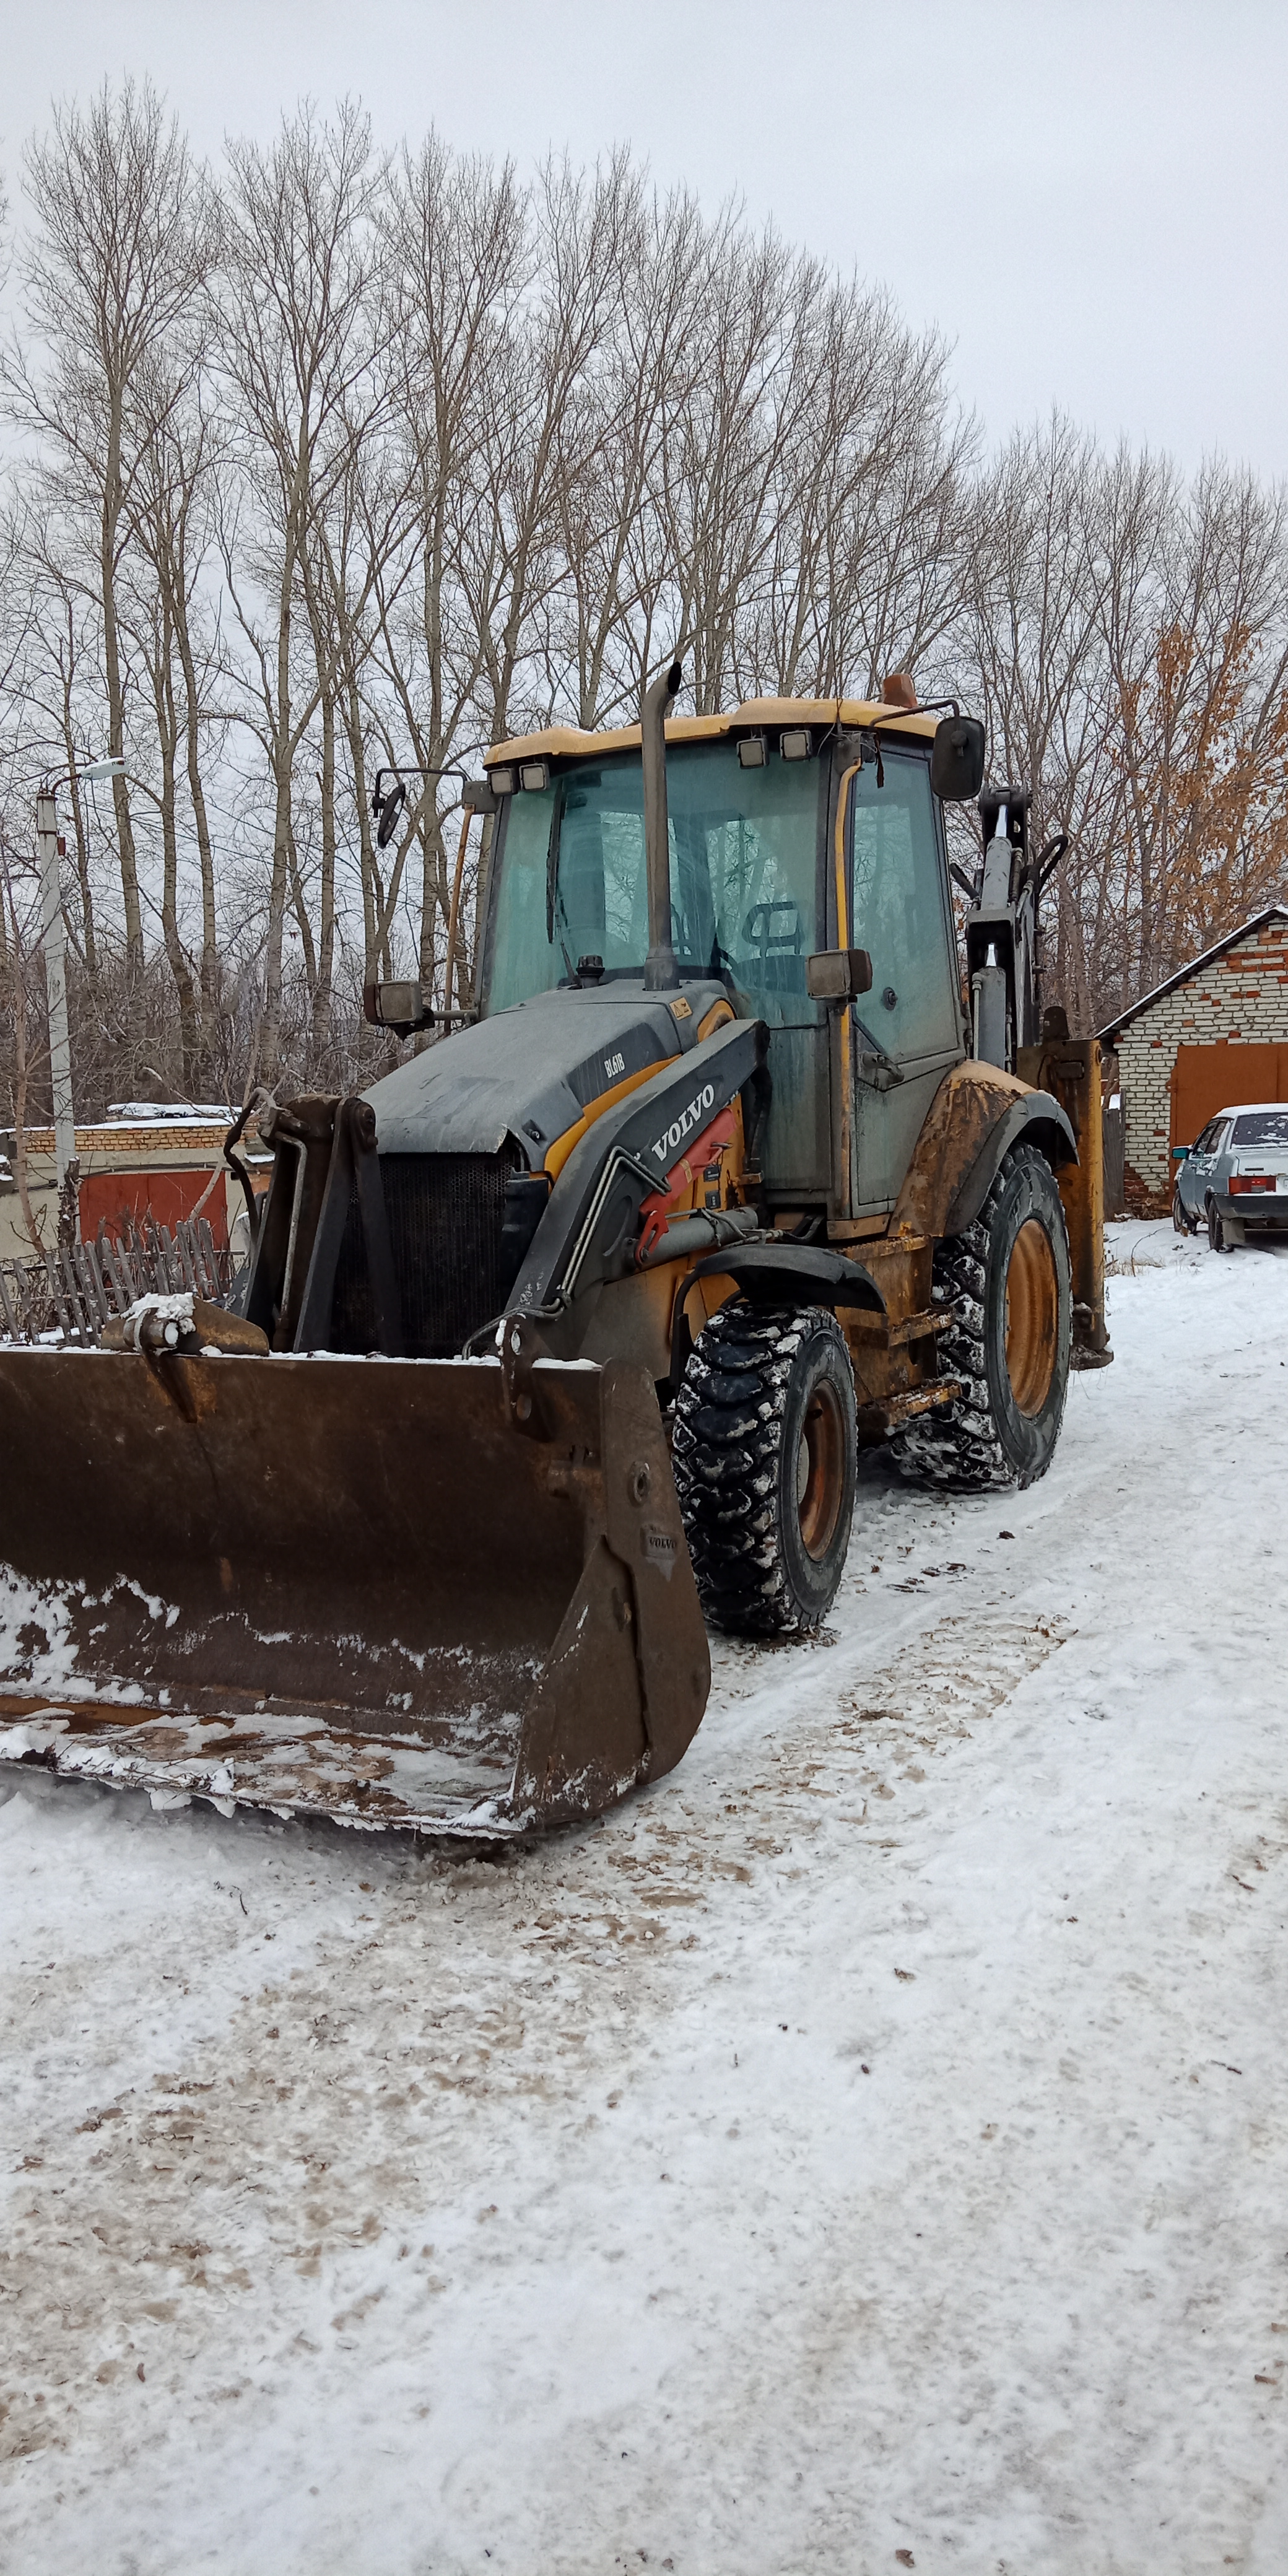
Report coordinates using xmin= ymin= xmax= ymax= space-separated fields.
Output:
xmin=671 ymin=1303 xmax=857 ymax=1636
xmin=1172 ymin=1185 xmax=1193 ymax=1235
xmin=891 ymin=1142 xmax=1072 ymax=1493
xmin=1208 ymin=1199 xmax=1231 ymax=1253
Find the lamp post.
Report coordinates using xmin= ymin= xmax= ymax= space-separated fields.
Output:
xmin=36 ymin=760 xmax=124 ymax=1192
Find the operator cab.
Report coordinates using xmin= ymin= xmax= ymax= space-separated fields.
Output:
xmin=476 ymin=696 xmax=981 ymax=1214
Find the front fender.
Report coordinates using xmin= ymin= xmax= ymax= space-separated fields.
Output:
xmin=682 ymin=1240 xmax=884 ymax=1313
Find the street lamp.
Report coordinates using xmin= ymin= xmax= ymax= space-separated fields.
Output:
xmin=37 ymin=759 xmax=124 ymax=1191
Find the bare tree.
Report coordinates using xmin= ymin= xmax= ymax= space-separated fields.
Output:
xmin=216 ymin=100 xmax=389 ymax=1081
xmin=1 ymin=103 xmax=1286 ymax=1115
xmin=375 ymin=133 xmax=529 ymax=1004
xmin=459 ymin=153 xmax=629 ymax=744
xmin=7 ymin=80 xmax=211 ymax=1014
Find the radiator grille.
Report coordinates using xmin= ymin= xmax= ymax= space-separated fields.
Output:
xmin=331 ymin=1150 xmax=519 ymax=1357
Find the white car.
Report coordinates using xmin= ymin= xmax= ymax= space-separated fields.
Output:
xmin=1173 ymin=1101 xmax=1288 ymax=1249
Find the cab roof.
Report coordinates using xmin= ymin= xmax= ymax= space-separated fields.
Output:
xmin=485 ymin=694 xmax=941 ymax=768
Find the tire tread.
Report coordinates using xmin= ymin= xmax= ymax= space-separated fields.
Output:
xmin=672 ymin=1303 xmax=851 ymax=1636
xmin=890 ymin=1142 xmax=1069 ymax=1494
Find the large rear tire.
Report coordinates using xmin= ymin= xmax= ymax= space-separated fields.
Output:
xmin=891 ymin=1142 xmax=1071 ymax=1494
xmin=671 ymin=1303 xmax=857 ymax=1637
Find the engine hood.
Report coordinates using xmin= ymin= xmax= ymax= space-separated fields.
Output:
xmin=366 ymin=979 xmax=729 ymax=1164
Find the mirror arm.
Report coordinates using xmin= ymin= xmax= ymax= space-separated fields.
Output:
xmin=1036 ymin=833 xmax=1069 ymax=894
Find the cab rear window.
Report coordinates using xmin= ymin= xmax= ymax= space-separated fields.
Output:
xmin=1232 ymin=1111 xmax=1288 ymax=1148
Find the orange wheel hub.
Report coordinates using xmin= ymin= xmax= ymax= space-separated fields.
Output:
xmin=1004 ymin=1219 xmax=1058 ymax=1417
xmin=795 ymin=1380 xmax=846 ymax=1559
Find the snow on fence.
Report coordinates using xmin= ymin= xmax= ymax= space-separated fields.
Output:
xmin=0 ymin=1216 xmax=235 ymax=1348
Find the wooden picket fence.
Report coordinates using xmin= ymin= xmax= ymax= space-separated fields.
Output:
xmin=0 ymin=1214 xmax=236 ymax=1347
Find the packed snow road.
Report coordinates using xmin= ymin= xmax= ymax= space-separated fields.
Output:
xmin=2 ymin=1224 xmax=1287 ymax=2575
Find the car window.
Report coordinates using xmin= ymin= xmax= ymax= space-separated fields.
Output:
xmin=1192 ymin=1123 xmax=1216 ymax=1153
xmin=1203 ymin=1121 xmax=1228 ymax=1155
xmin=1232 ymin=1110 xmax=1288 ymax=1149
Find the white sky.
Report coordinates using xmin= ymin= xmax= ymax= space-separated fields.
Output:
xmin=2 ymin=0 xmax=1286 ymax=478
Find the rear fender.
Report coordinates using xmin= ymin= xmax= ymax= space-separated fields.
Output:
xmin=892 ymin=1061 xmax=1077 ymax=1242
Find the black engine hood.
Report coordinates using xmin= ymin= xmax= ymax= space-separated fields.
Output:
xmin=366 ymin=978 xmax=729 ymax=1165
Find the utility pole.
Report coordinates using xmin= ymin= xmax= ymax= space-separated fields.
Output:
xmin=35 ymin=786 xmax=75 ymax=1191
xmin=35 ymin=759 xmax=124 ymax=1198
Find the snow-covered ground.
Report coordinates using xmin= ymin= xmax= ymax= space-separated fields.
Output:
xmin=4 ymin=1222 xmax=1287 ymax=2575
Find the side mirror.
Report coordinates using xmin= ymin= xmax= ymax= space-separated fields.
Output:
xmin=363 ymin=978 xmax=434 ymax=1038
xmin=807 ymin=947 xmax=874 ymax=1003
xmin=930 ymin=715 xmax=986 ymax=803
xmin=374 ymin=779 xmax=406 ymax=849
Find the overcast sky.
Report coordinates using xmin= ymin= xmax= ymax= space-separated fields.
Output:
xmin=3 ymin=0 xmax=1284 ymax=480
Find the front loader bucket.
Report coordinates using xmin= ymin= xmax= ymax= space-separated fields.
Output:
xmin=0 ymin=1346 xmax=710 ymax=1837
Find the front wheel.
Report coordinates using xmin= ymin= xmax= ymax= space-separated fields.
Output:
xmin=891 ymin=1141 xmax=1073 ymax=1493
xmin=1173 ymin=1185 xmax=1193 ymax=1235
xmin=671 ymin=1303 xmax=857 ymax=1637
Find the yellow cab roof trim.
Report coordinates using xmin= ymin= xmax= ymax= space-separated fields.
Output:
xmin=484 ymin=694 xmax=940 ymax=768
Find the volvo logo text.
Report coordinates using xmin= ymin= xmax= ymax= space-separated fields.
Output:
xmin=651 ymin=1082 xmax=716 ymax=1168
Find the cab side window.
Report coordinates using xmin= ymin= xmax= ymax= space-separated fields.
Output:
xmin=850 ymin=753 xmax=959 ymax=1061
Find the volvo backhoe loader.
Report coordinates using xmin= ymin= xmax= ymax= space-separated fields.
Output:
xmin=0 ymin=667 xmax=1110 ymax=1837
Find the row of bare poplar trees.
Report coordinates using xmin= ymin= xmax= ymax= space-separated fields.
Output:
xmin=1 ymin=83 xmax=1287 ymax=1121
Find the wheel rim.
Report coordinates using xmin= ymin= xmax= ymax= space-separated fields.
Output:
xmin=794 ymin=1379 xmax=846 ymax=1560
xmin=1004 ymin=1218 xmax=1058 ymax=1417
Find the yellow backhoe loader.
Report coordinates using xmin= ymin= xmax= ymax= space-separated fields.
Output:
xmin=0 ymin=667 xmax=1110 ymax=1837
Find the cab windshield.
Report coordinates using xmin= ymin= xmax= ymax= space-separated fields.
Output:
xmin=482 ymin=741 xmax=821 ymax=1024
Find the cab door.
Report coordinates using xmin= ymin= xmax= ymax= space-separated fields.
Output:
xmin=846 ymin=750 xmax=965 ymax=1211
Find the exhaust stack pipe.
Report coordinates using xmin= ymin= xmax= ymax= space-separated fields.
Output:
xmin=642 ymin=656 xmax=683 ymax=993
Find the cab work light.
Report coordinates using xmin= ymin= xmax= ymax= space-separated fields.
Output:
xmin=519 ymin=759 xmax=550 ymax=792
xmin=736 ymin=734 xmax=767 ymax=768
xmin=780 ymin=729 xmax=812 ymax=760
xmin=490 ymin=765 xmax=516 ymax=796
xmin=1230 ymin=1173 xmax=1276 ymax=1193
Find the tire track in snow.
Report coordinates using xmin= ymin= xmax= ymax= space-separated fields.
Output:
xmin=0 ymin=1599 xmax=1071 ymax=2481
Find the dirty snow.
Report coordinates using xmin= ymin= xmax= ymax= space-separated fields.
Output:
xmin=2 ymin=1222 xmax=1288 ymax=2575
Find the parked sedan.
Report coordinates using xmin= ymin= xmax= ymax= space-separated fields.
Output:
xmin=1173 ymin=1102 xmax=1288 ymax=1249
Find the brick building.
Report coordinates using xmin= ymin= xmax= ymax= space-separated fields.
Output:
xmin=1100 ymin=905 xmax=1288 ymax=1214
xmin=0 ymin=1107 xmax=268 ymax=1263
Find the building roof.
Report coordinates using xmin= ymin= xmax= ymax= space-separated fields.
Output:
xmin=485 ymin=694 xmax=940 ymax=768
xmin=1099 ymin=905 xmax=1288 ymax=1045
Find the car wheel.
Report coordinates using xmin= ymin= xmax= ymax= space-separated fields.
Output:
xmin=1172 ymin=1185 xmax=1189 ymax=1234
xmin=1207 ymin=1199 xmax=1230 ymax=1253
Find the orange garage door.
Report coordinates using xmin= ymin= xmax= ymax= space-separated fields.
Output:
xmin=1170 ymin=1042 xmax=1288 ymax=1155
